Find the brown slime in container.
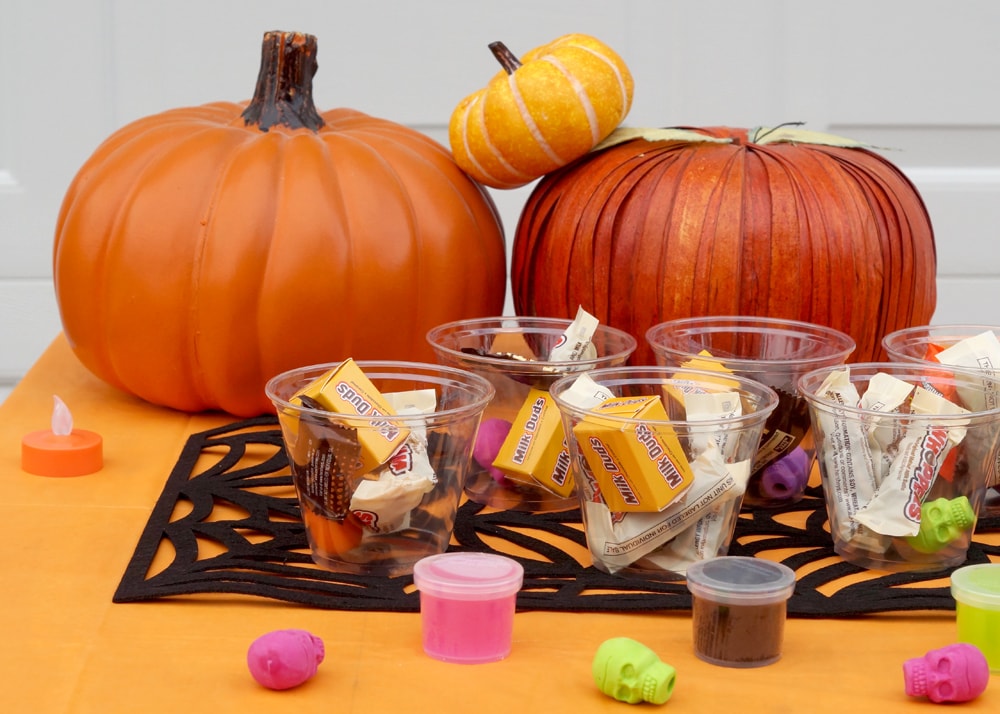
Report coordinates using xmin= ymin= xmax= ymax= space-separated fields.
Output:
xmin=692 ymin=597 xmax=786 ymax=666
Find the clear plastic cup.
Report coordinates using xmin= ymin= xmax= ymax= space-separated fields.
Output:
xmin=950 ymin=563 xmax=1000 ymax=672
xmin=686 ymin=556 xmax=796 ymax=667
xmin=646 ymin=316 xmax=855 ymax=509
xmin=883 ymin=324 xmax=1000 ymax=518
xmin=882 ymin=324 xmax=1000 ymax=363
xmin=413 ymin=552 xmax=524 ymax=663
xmin=550 ymin=366 xmax=778 ymax=580
xmin=799 ymin=362 xmax=1000 ymax=572
xmin=427 ymin=316 xmax=637 ymax=512
xmin=266 ymin=361 xmax=493 ymax=577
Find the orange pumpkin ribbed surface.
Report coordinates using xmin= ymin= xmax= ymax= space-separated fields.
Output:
xmin=449 ymin=33 xmax=634 ymax=189
xmin=511 ymin=125 xmax=937 ymax=365
xmin=53 ymin=31 xmax=507 ymax=417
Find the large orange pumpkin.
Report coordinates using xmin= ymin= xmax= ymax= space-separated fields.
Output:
xmin=512 ymin=126 xmax=937 ymax=364
xmin=54 ymin=31 xmax=506 ymax=417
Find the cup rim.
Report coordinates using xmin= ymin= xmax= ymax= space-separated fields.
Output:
xmin=426 ymin=315 xmax=638 ymax=367
xmin=549 ymin=365 xmax=780 ymax=428
xmin=882 ymin=324 xmax=1000 ymax=360
xmin=645 ymin=315 xmax=856 ymax=369
xmin=265 ymin=360 xmax=495 ymax=424
xmin=797 ymin=361 xmax=1000 ymax=419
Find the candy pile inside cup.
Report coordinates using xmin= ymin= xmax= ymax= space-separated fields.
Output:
xmin=468 ymin=307 xmax=600 ymax=499
xmin=556 ymin=371 xmax=776 ymax=577
xmin=644 ymin=317 xmax=857 ymax=510
xmin=901 ymin=329 xmax=1000 ymax=512
xmin=287 ymin=359 xmax=440 ymax=538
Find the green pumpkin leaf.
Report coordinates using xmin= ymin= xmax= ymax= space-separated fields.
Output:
xmin=593 ymin=126 xmax=733 ymax=152
xmin=750 ymin=125 xmax=888 ymax=149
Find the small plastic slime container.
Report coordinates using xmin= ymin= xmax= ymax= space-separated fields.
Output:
xmin=413 ymin=552 xmax=524 ymax=664
xmin=686 ymin=556 xmax=796 ymax=668
xmin=950 ymin=563 xmax=1000 ymax=672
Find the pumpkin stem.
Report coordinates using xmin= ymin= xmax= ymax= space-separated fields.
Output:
xmin=241 ymin=31 xmax=325 ymax=132
xmin=489 ymin=41 xmax=523 ymax=74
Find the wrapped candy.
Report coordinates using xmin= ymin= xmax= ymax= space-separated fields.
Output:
xmin=854 ymin=387 xmax=968 ymax=538
xmin=349 ymin=390 xmax=438 ymax=534
xmin=812 ymin=369 xmax=880 ymax=543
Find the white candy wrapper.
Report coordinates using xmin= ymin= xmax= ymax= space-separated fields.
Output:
xmin=547 ymin=306 xmax=599 ymax=362
xmin=853 ymin=387 xmax=968 ymax=537
xmin=859 ymin=372 xmax=914 ymax=480
xmin=640 ymin=458 xmax=751 ymax=574
xmin=582 ymin=443 xmax=742 ymax=573
xmin=683 ymin=390 xmax=743 ymax=460
xmin=910 ymin=385 xmax=971 ymax=429
xmin=383 ymin=389 xmax=436 ymax=442
xmin=813 ymin=368 xmax=880 ymax=543
xmin=935 ymin=331 xmax=1000 ymax=412
xmin=349 ymin=443 xmax=436 ymax=533
xmin=559 ymin=372 xmax=615 ymax=409
xmin=349 ymin=390 xmax=437 ymax=533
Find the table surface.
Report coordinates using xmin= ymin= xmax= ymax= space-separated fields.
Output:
xmin=2 ymin=335 xmax=997 ymax=713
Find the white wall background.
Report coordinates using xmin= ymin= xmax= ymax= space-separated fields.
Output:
xmin=2 ymin=0 xmax=999 ymax=404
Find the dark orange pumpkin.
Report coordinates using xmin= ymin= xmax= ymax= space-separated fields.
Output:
xmin=512 ymin=125 xmax=936 ymax=364
xmin=53 ymin=31 xmax=506 ymax=416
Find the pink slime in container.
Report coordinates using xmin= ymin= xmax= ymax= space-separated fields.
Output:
xmin=412 ymin=552 xmax=524 ymax=664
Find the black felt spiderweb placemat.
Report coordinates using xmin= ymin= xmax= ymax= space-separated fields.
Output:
xmin=113 ymin=417 xmax=1000 ymax=616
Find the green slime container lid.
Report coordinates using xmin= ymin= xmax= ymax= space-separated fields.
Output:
xmin=951 ymin=563 xmax=1000 ymax=611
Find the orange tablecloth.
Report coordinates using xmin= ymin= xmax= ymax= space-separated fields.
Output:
xmin=2 ymin=335 xmax=996 ymax=713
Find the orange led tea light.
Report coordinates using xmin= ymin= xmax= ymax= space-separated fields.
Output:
xmin=21 ymin=395 xmax=103 ymax=477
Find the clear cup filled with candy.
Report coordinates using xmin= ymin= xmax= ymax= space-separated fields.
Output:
xmin=646 ymin=316 xmax=856 ymax=509
xmin=427 ymin=309 xmax=637 ymax=512
xmin=266 ymin=359 xmax=493 ymax=576
xmin=799 ymin=362 xmax=1000 ymax=572
xmin=550 ymin=366 xmax=779 ymax=579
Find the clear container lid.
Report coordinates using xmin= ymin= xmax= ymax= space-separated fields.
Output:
xmin=413 ymin=552 xmax=524 ymax=600
xmin=951 ymin=563 xmax=1000 ymax=611
xmin=686 ymin=556 xmax=796 ymax=606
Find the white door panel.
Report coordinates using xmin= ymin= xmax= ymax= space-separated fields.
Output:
xmin=2 ymin=0 xmax=998 ymax=403
xmin=937 ymin=277 xmax=1000 ymax=325
xmin=905 ymin=168 xmax=1000 ymax=275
